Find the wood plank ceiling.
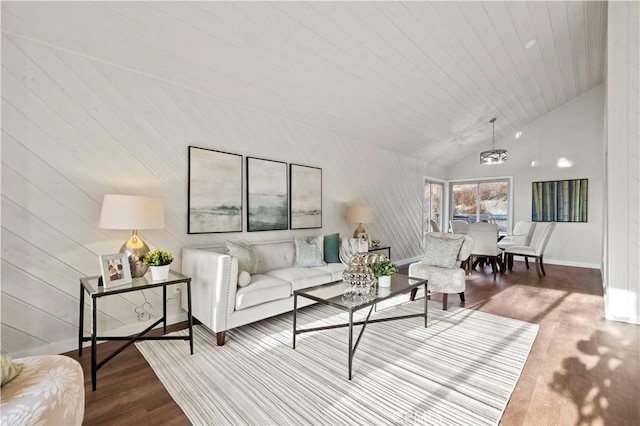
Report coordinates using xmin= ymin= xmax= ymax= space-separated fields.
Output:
xmin=2 ymin=1 xmax=607 ymax=167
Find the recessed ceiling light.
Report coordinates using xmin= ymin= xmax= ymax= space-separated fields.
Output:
xmin=525 ymin=39 xmax=537 ymax=49
xmin=515 ymin=131 xmax=522 ymax=139
xmin=531 ymin=160 xmax=537 ymax=167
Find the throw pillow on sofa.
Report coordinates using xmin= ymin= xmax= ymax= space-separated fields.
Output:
xmin=237 ymin=271 xmax=252 ymax=287
xmin=1 ymin=352 xmax=22 ymax=386
xmin=294 ymin=236 xmax=326 ymax=267
xmin=323 ymin=233 xmax=341 ymax=263
xmin=224 ymin=241 xmax=259 ymax=275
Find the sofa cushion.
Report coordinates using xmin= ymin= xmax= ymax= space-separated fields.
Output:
xmin=265 ymin=268 xmax=332 ymax=291
xmin=252 ymin=241 xmax=295 ymax=274
xmin=225 ymin=241 xmax=259 ymax=275
xmin=293 ymin=236 xmax=326 ymax=267
xmin=235 ymin=275 xmax=291 ymax=311
xmin=323 ymin=233 xmax=341 ymax=263
xmin=312 ymin=263 xmax=347 ymax=282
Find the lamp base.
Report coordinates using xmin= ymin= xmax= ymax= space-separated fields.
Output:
xmin=120 ymin=231 xmax=150 ymax=278
xmin=353 ymin=223 xmax=367 ymax=238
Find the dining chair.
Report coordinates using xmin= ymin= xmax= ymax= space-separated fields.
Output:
xmin=498 ymin=221 xmax=536 ymax=270
xmin=451 ymin=219 xmax=469 ymax=234
xmin=504 ymin=222 xmax=556 ymax=279
xmin=430 ymin=219 xmax=440 ymax=232
xmin=466 ymin=222 xmax=503 ymax=281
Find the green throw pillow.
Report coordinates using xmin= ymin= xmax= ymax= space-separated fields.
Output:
xmin=323 ymin=233 xmax=340 ymax=263
xmin=1 ymin=352 xmax=22 ymax=387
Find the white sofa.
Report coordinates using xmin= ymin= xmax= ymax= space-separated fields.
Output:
xmin=181 ymin=240 xmax=351 ymax=345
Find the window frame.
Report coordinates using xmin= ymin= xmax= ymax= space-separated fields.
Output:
xmin=448 ymin=176 xmax=513 ymax=234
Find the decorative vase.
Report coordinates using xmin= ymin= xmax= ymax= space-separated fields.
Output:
xmin=378 ymin=275 xmax=391 ymax=288
xmin=150 ymin=264 xmax=170 ymax=281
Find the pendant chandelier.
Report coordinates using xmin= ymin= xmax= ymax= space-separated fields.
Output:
xmin=480 ymin=117 xmax=507 ymax=165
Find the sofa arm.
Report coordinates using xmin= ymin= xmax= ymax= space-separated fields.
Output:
xmin=181 ymin=247 xmax=238 ymax=333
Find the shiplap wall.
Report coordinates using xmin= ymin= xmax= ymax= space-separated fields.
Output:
xmin=604 ymin=1 xmax=640 ymax=324
xmin=0 ymin=14 xmax=444 ymax=358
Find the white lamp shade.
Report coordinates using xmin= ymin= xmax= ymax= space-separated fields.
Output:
xmin=347 ymin=206 xmax=374 ymax=224
xmin=99 ymin=194 xmax=165 ymax=230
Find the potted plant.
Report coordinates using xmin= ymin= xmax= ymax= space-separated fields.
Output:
xmin=143 ymin=249 xmax=174 ymax=281
xmin=370 ymin=260 xmax=397 ymax=288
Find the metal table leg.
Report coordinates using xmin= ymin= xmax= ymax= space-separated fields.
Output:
xmin=292 ymin=294 xmax=298 ymax=349
xmin=91 ymin=297 xmax=97 ymax=391
xmin=78 ymin=283 xmax=85 ymax=356
xmin=187 ymin=282 xmax=193 ymax=355
xmin=348 ymin=311 xmax=353 ymax=380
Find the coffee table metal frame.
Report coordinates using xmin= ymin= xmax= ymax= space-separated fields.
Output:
xmin=293 ymin=274 xmax=427 ymax=380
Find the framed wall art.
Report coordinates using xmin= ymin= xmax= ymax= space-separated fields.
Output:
xmin=188 ymin=146 xmax=243 ymax=234
xmin=247 ymin=157 xmax=288 ymax=231
xmin=99 ymin=253 xmax=132 ymax=288
xmin=290 ymin=164 xmax=322 ymax=229
xmin=532 ymin=178 xmax=588 ymax=222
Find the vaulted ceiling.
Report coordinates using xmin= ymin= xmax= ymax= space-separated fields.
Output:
xmin=3 ymin=1 xmax=608 ymax=167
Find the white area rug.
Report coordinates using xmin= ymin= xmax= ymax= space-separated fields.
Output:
xmin=136 ymin=298 xmax=538 ymax=425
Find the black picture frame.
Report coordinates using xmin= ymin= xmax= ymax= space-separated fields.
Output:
xmin=246 ymin=157 xmax=288 ymax=232
xmin=188 ymin=146 xmax=243 ymax=234
xmin=289 ymin=164 xmax=322 ymax=229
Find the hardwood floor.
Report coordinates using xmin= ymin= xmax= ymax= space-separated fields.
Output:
xmin=63 ymin=262 xmax=640 ymax=425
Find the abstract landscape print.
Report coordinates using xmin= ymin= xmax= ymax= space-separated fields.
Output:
xmin=188 ymin=147 xmax=243 ymax=233
xmin=247 ymin=157 xmax=288 ymax=231
xmin=290 ymin=164 xmax=322 ymax=229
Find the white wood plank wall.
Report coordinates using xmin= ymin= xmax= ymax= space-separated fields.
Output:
xmin=1 ymin=3 xmax=444 ymax=357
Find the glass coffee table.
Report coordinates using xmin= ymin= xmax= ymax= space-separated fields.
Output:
xmin=292 ymin=274 xmax=428 ymax=380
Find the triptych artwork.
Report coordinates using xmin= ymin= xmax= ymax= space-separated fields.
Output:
xmin=188 ymin=146 xmax=322 ymax=234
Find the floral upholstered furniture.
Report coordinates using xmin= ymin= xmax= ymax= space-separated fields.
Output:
xmin=1 ymin=355 xmax=85 ymax=425
xmin=408 ymin=232 xmax=474 ymax=310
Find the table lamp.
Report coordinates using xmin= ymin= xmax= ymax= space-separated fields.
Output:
xmin=99 ymin=194 xmax=165 ymax=278
xmin=347 ymin=206 xmax=373 ymax=238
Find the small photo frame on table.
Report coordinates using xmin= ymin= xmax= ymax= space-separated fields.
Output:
xmin=99 ymin=253 xmax=132 ymax=288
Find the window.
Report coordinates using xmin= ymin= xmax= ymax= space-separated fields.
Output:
xmin=450 ymin=179 xmax=510 ymax=233
xmin=423 ymin=179 xmax=444 ymax=235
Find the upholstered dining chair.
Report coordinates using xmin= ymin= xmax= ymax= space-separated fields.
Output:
xmin=498 ymin=221 xmax=536 ymax=270
xmin=466 ymin=222 xmax=503 ymax=281
xmin=430 ymin=219 xmax=440 ymax=232
xmin=451 ymin=219 xmax=469 ymax=234
xmin=504 ymin=222 xmax=556 ymax=278
xmin=408 ymin=232 xmax=474 ymax=310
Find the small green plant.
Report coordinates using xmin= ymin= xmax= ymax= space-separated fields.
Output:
xmin=370 ymin=260 xmax=397 ymax=277
xmin=143 ymin=249 xmax=174 ymax=266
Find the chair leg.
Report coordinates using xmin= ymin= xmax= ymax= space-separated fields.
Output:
xmin=525 ymin=257 xmax=530 ymax=269
xmin=490 ymin=257 xmax=497 ymax=281
xmin=409 ymin=287 xmax=418 ymax=301
xmin=442 ymin=293 xmax=449 ymax=310
xmin=534 ymin=258 xmax=543 ymax=279
xmin=458 ymin=292 xmax=465 ymax=302
xmin=539 ymin=255 xmax=546 ymax=276
xmin=508 ymin=254 xmax=514 ymax=270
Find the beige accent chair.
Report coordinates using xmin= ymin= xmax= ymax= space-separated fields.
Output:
xmin=467 ymin=222 xmax=503 ymax=281
xmin=1 ymin=355 xmax=85 ymax=425
xmin=429 ymin=219 xmax=440 ymax=232
xmin=504 ymin=222 xmax=557 ymax=278
xmin=408 ymin=232 xmax=474 ymax=310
